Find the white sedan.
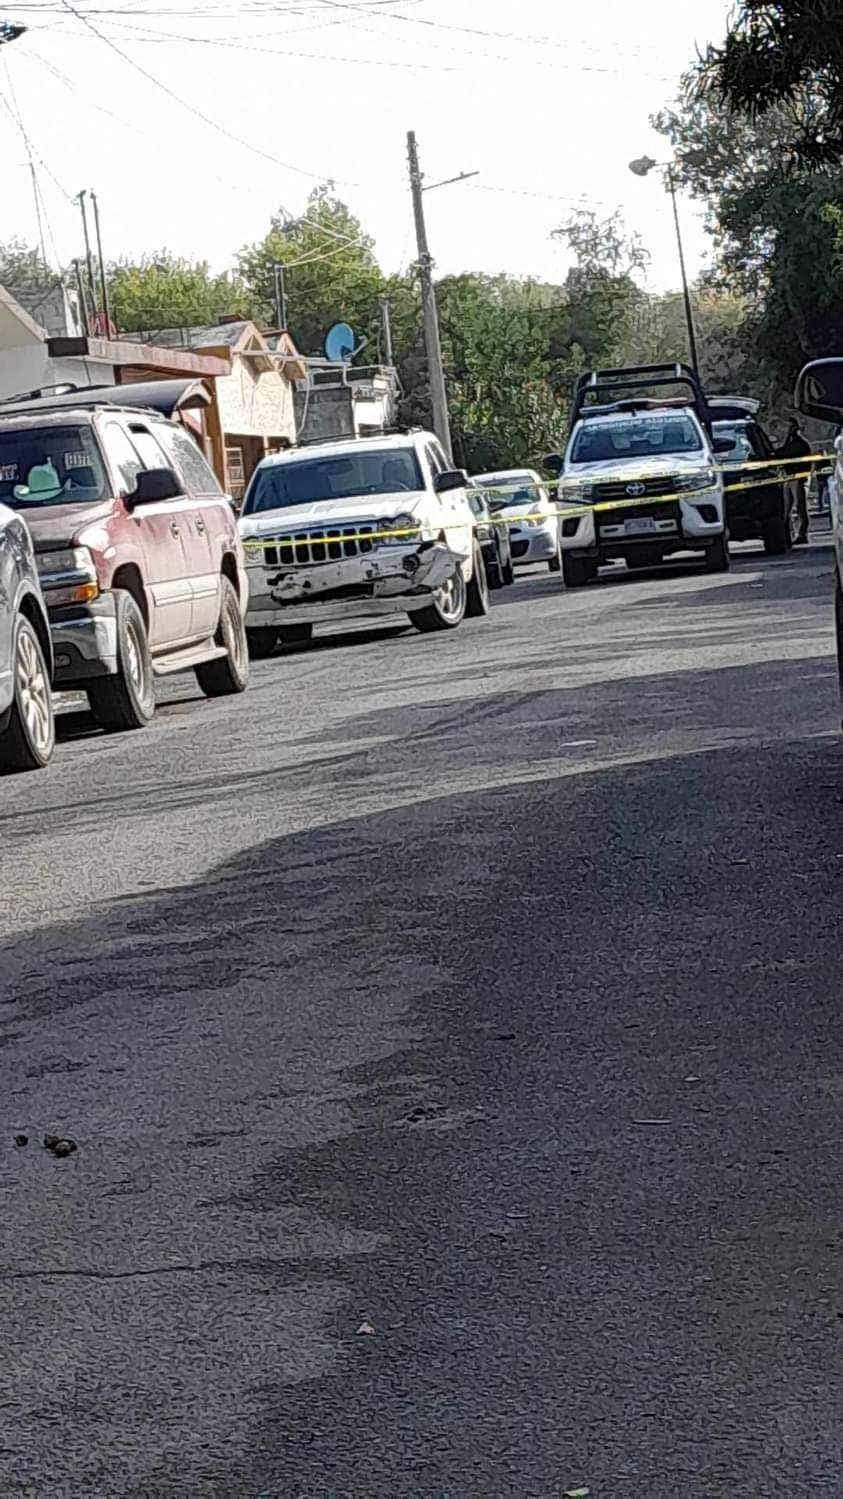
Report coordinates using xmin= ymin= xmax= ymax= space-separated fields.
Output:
xmin=473 ymin=468 xmax=561 ymax=571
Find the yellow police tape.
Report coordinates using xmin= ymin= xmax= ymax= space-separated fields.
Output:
xmin=241 ymin=454 xmax=834 ymax=553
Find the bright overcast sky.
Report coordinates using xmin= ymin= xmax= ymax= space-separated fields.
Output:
xmin=2 ymin=0 xmax=731 ymax=299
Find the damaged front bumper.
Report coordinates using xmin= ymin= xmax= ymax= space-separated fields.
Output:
xmin=244 ymin=539 xmax=466 ymax=627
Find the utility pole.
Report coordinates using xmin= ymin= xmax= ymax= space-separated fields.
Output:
xmin=90 ymin=191 xmax=111 ymax=333
xmin=28 ymin=163 xmax=47 ymax=269
xmin=273 ymin=263 xmax=287 ymax=331
xmin=379 ymin=296 xmax=394 ymax=367
xmin=407 ymin=130 xmax=452 ymax=461
xmin=73 ymin=258 xmax=91 ymax=336
xmin=77 ymin=191 xmax=98 ymax=321
xmin=666 ymin=164 xmax=699 ymax=379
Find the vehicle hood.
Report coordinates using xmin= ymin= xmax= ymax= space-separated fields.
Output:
xmin=562 ymin=452 xmax=713 ymax=483
xmin=22 ymin=499 xmax=115 ymax=552
xmin=239 ymin=492 xmax=424 ymax=537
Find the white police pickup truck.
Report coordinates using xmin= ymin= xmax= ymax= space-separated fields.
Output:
xmin=237 ymin=431 xmax=488 ymax=655
xmin=546 ymin=363 xmax=733 ymax=588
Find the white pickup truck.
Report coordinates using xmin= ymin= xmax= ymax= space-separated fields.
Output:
xmin=238 ymin=431 xmax=488 ymax=655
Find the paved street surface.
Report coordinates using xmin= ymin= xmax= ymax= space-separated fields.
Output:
xmin=0 ymin=538 xmax=840 ymax=1499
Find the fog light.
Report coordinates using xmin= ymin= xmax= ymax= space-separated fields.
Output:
xmin=562 ymin=518 xmax=580 ymax=537
xmin=697 ymin=504 xmax=718 ymax=523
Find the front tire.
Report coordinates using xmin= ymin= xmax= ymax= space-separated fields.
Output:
xmin=246 ymin=627 xmax=279 ymax=660
xmin=195 ymin=576 xmax=249 ymax=697
xmin=409 ymin=564 xmax=467 ymax=633
xmin=0 ymin=614 xmax=54 ymax=773
xmin=87 ymin=589 xmax=155 ymax=733
xmin=704 ymin=532 xmax=730 ymax=573
xmin=548 ymin=528 xmax=562 ymax=572
xmin=465 ymin=545 xmax=490 ymax=617
xmin=562 ymin=552 xmax=595 ymax=589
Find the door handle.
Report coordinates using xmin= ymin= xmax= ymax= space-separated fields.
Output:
xmin=170 ymin=521 xmax=181 ymax=538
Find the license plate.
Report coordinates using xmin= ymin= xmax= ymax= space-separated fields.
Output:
xmin=624 ymin=517 xmax=656 ymax=535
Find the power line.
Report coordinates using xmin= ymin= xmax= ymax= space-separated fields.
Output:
xmin=93 ymin=17 xmax=452 ymax=69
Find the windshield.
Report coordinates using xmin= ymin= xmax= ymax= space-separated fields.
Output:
xmin=243 ymin=447 xmax=423 ymax=515
xmin=0 ymin=424 xmax=108 ymax=509
xmin=570 ymin=414 xmax=704 ymax=464
xmin=712 ymin=422 xmax=753 ymax=462
xmin=484 ymin=481 xmax=543 ymax=508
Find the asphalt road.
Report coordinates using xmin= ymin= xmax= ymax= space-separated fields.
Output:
xmin=0 ymin=536 xmax=840 ymax=1499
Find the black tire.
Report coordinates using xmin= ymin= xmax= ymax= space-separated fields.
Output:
xmin=246 ymin=627 xmax=279 ymax=660
xmin=502 ymin=556 xmax=515 ymax=586
xmin=410 ymin=564 xmax=467 ymax=633
xmin=196 ymin=576 xmax=250 ymax=697
xmin=465 ymin=545 xmax=490 ymax=617
xmin=705 ymin=532 xmax=731 ymax=573
xmin=762 ymin=509 xmax=788 ymax=556
xmin=0 ymin=614 xmax=54 ymax=773
xmin=87 ymin=589 xmax=155 ymax=733
xmin=548 ymin=529 xmax=562 ymax=572
xmin=278 ymin=623 xmax=314 ymax=649
xmin=562 ymin=551 xmax=594 ymax=589
xmin=486 ymin=558 xmax=504 ymax=590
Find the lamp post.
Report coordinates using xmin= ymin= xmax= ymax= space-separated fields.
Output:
xmin=629 ymin=154 xmax=700 ymax=378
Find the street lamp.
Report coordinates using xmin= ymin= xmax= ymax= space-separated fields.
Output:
xmin=0 ymin=22 xmax=26 ymax=44
xmin=629 ymin=154 xmax=699 ymax=377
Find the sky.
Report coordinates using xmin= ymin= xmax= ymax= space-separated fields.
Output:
xmin=1 ymin=0 xmax=732 ymax=303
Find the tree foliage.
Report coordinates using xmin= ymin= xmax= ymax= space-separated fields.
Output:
xmin=107 ymin=252 xmax=252 ymax=334
xmin=236 ymin=185 xmax=383 ymax=354
xmin=0 ymin=238 xmax=55 ymax=292
xmin=698 ymin=0 xmax=843 ymax=165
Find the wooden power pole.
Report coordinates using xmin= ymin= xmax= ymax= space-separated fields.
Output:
xmin=406 ymin=130 xmax=452 ymax=462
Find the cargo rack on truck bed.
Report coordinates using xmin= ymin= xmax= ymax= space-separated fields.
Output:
xmin=570 ymin=362 xmax=713 ymax=434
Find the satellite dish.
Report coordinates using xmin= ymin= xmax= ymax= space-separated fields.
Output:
xmin=324 ymin=322 xmax=355 ymax=363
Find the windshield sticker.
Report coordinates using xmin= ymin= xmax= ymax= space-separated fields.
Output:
xmin=65 ymin=451 xmax=90 ymax=469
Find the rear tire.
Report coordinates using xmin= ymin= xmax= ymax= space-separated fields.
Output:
xmin=548 ymin=529 xmax=562 ymax=572
xmin=762 ymin=509 xmax=788 ymax=556
xmin=195 ymin=576 xmax=249 ymax=697
xmin=87 ymin=589 xmax=155 ymax=733
xmin=502 ymin=556 xmax=515 ymax=586
xmin=410 ymin=565 xmax=467 ymax=632
xmin=562 ymin=552 xmax=595 ymax=589
xmin=704 ymin=532 xmax=730 ymax=573
xmin=0 ymin=614 xmax=54 ymax=773
xmin=278 ymin=623 xmax=313 ymax=650
xmin=247 ymin=627 xmax=279 ymax=660
xmin=465 ymin=544 xmax=490 ymax=617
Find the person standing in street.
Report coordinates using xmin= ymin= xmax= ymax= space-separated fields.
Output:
xmin=776 ymin=418 xmax=811 ymax=544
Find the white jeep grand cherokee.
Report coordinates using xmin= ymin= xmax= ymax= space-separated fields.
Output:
xmin=238 ymin=431 xmax=489 ymax=655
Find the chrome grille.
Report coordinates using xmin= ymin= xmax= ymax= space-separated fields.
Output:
xmin=592 ymin=475 xmax=680 ymax=502
xmin=261 ymin=525 xmax=377 ymax=568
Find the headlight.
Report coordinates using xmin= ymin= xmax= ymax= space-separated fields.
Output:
xmin=561 ymin=480 xmax=593 ymax=503
xmin=376 ymin=513 xmax=419 ymax=545
xmin=37 ymin=546 xmax=99 ymax=605
xmin=676 ymin=470 xmax=717 ymax=493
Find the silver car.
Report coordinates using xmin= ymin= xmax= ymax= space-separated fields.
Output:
xmin=473 ymin=468 xmax=562 ymax=571
xmin=0 ymin=502 xmax=54 ymax=772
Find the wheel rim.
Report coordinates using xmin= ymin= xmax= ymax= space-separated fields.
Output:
xmin=16 ymin=627 xmax=52 ymax=754
xmin=436 ymin=568 xmax=466 ymax=621
xmin=125 ymin=620 xmax=144 ymax=690
xmin=222 ymin=592 xmax=246 ymax=673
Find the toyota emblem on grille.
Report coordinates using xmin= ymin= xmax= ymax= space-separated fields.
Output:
xmin=626 ymin=482 xmax=646 ymax=497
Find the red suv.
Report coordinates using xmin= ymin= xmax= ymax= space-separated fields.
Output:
xmin=0 ymin=380 xmax=249 ymax=731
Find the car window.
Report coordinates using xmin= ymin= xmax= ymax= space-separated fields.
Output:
xmin=0 ymin=423 xmax=108 ymax=509
xmin=712 ymin=422 xmax=754 ymax=463
xmin=243 ymin=446 xmax=424 ymax=515
xmin=128 ymin=424 xmax=171 ymax=472
xmin=157 ymin=424 xmax=223 ymax=495
xmin=102 ymin=421 xmax=143 ymax=494
xmin=570 ymin=415 xmax=704 ymax=462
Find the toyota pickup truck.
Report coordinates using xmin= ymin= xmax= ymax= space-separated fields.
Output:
xmin=238 ymin=431 xmax=489 ymax=655
xmin=0 ymin=380 xmax=249 ymax=732
xmin=546 ymin=363 xmax=734 ymax=587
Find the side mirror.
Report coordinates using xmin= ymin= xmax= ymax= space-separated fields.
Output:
xmin=542 ymin=453 xmax=563 ymax=477
xmin=433 ymin=468 xmax=469 ymax=495
xmin=713 ymin=436 xmax=735 ymax=455
xmin=795 ymin=357 xmax=843 ymax=423
xmin=125 ymin=466 xmax=183 ymax=509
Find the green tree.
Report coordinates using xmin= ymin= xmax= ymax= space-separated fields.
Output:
xmin=0 ymin=239 xmax=55 ymax=292
xmin=108 ymin=252 xmax=251 ymax=335
xmin=236 ymin=185 xmax=385 ymax=354
xmin=698 ymin=0 xmax=843 ymax=165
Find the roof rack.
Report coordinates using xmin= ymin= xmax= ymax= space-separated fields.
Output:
xmin=0 ymin=378 xmax=211 ymax=421
xmin=570 ymin=362 xmax=712 ymax=433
